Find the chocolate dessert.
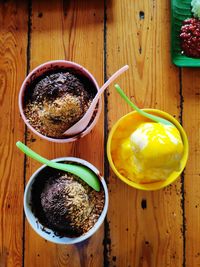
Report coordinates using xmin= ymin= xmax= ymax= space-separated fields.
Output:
xmin=31 ymin=164 xmax=105 ymax=237
xmin=24 ymin=71 xmax=97 ymax=138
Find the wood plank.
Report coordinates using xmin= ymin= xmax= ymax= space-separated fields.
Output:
xmin=0 ymin=1 xmax=28 ymax=267
xmin=182 ymin=68 xmax=200 ymax=266
xmin=24 ymin=1 xmax=104 ymax=266
xmin=106 ymin=0 xmax=183 ymax=266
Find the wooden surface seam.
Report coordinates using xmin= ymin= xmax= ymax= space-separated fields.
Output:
xmin=1 ymin=1 xmax=200 ymax=267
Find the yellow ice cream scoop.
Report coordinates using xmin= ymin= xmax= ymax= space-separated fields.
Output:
xmin=107 ymin=109 xmax=189 ymax=191
xmin=122 ymin=123 xmax=184 ymax=183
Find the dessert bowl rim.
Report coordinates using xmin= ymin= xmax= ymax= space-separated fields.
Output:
xmin=19 ymin=60 xmax=102 ymax=143
xmin=24 ymin=156 xmax=109 ymax=244
xmin=107 ymin=108 xmax=189 ymax=191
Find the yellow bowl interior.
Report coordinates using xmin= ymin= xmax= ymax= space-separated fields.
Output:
xmin=107 ymin=109 xmax=189 ymax=191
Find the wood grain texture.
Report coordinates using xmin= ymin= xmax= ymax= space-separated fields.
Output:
xmin=182 ymin=68 xmax=200 ymax=266
xmin=106 ymin=0 xmax=183 ymax=266
xmin=1 ymin=1 xmax=199 ymax=266
xmin=0 ymin=1 xmax=27 ymax=267
xmin=24 ymin=1 xmax=104 ymax=267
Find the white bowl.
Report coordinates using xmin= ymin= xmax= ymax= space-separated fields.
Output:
xmin=24 ymin=157 xmax=108 ymax=244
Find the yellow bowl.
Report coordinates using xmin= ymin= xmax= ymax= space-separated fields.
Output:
xmin=107 ymin=109 xmax=189 ymax=191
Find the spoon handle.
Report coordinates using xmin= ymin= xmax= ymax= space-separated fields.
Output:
xmin=16 ymin=141 xmax=51 ymax=165
xmin=96 ymin=65 xmax=129 ymax=99
xmin=16 ymin=141 xmax=100 ymax=191
xmin=82 ymin=65 xmax=129 ymax=116
xmin=63 ymin=65 xmax=129 ymax=136
xmin=16 ymin=141 xmax=71 ymax=172
xmin=89 ymin=65 xmax=129 ymax=109
xmin=115 ymin=84 xmax=173 ymax=126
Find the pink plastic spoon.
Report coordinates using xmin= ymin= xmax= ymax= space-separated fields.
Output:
xmin=63 ymin=65 xmax=129 ymax=136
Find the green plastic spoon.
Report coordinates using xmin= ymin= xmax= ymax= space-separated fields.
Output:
xmin=115 ymin=84 xmax=173 ymax=126
xmin=16 ymin=141 xmax=100 ymax=191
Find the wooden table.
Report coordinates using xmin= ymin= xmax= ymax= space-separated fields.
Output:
xmin=0 ymin=1 xmax=199 ymax=266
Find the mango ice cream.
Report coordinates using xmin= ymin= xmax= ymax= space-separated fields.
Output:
xmin=111 ymin=122 xmax=184 ymax=184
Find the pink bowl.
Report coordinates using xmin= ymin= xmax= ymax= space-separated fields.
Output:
xmin=19 ymin=60 xmax=102 ymax=143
